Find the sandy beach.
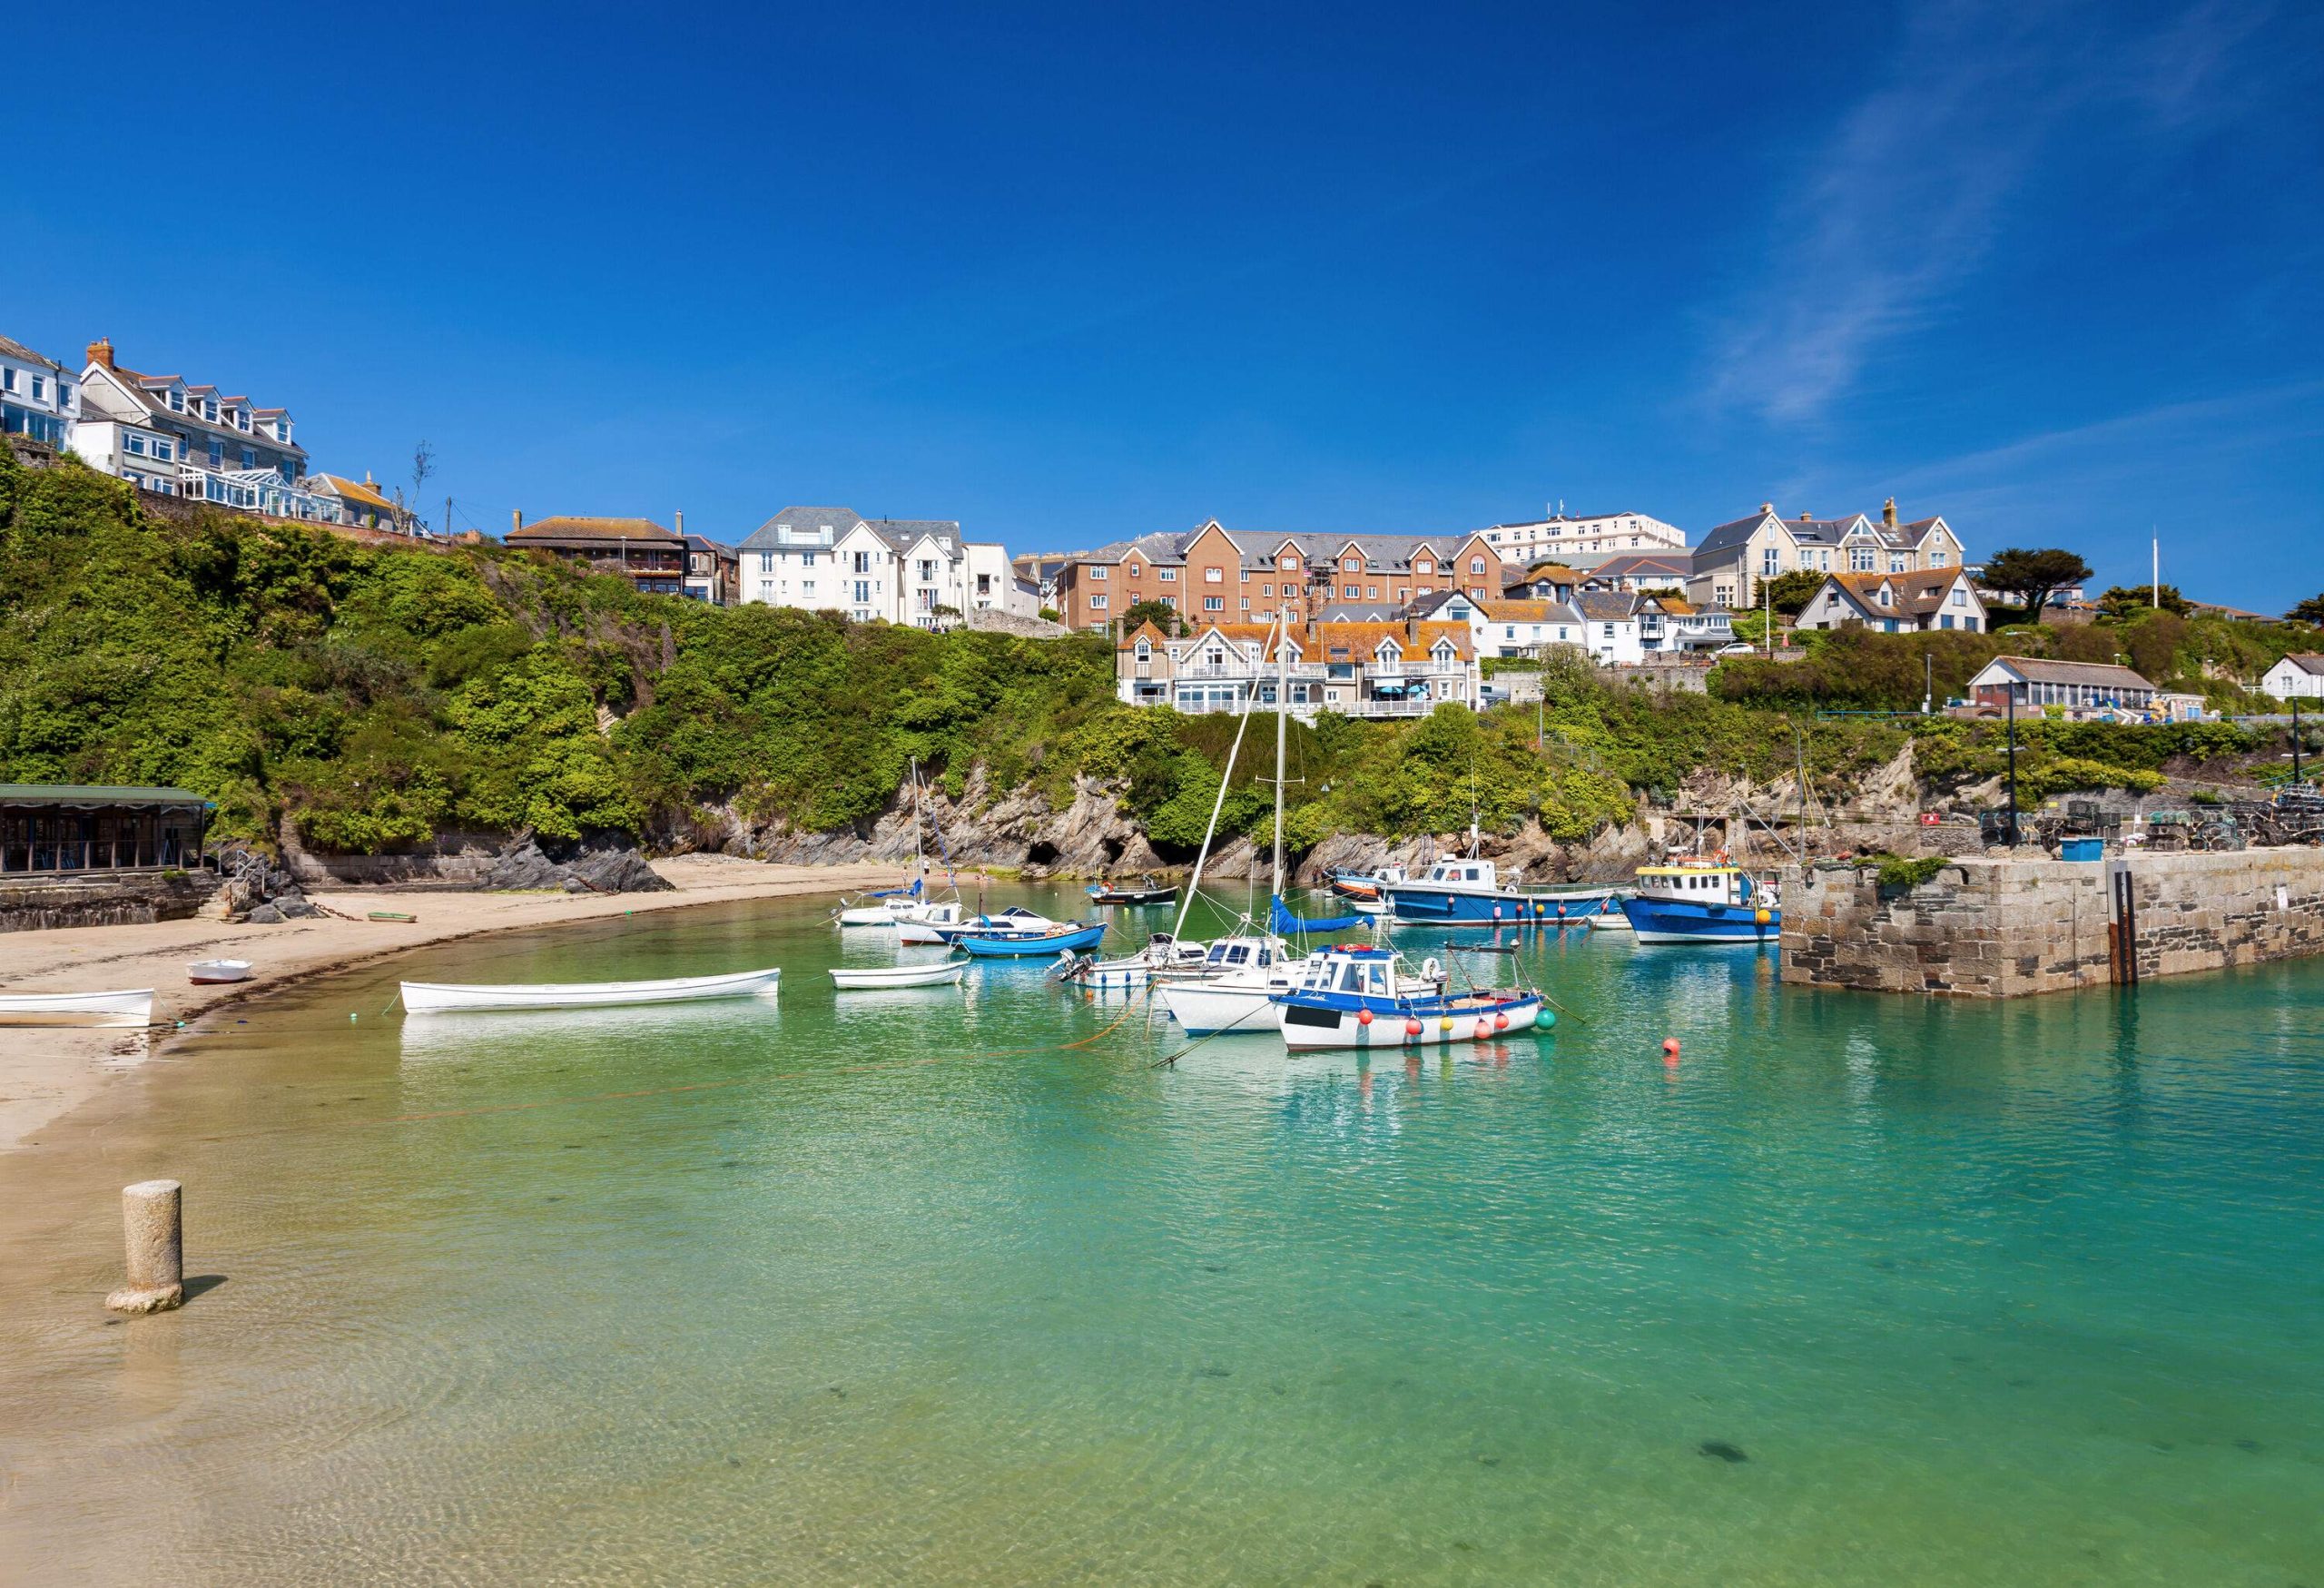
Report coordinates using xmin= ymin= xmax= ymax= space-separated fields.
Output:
xmin=0 ymin=855 xmax=908 ymax=1152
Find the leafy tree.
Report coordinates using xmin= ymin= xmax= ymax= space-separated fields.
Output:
xmin=1759 ymin=568 xmax=1827 ymax=616
xmin=1119 ymin=597 xmax=1180 ymax=636
xmin=2287 ymin=593 xmax=2324 ymax=626
xmin=1982 ymin=547 xmax=2093 ymax=615
xmin=2096 ymin=583 xmax=2191 ymax=621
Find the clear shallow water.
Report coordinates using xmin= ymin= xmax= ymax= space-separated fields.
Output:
xmin=3 ymin=885 xmax=2321 ymax=1585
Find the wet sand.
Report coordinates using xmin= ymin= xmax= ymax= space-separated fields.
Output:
xmin=0 ymin=856 xmax=908 ymax=1151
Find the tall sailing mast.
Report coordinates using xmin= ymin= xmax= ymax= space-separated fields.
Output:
xmin=1272 ymin=608 xmax=1289 ymax=905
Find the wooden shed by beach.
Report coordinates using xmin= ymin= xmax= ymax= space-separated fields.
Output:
xmin=0 ymin=784 xmax=212 ymax=875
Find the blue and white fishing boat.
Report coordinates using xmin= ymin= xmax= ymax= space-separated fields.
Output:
xmin=1271 ymin=943 xmax=1549 ymax=1051
xmin=953 ymin=921 xmax=1108 ymax=958
xmin=1619 ymin=861 xmax=1779 ymax=944
xmin=1381 ymin=857 xmax=1622 ymax=925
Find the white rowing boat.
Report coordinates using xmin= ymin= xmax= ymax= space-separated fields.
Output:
xmin=0 ymin=988 xmax=154 ymax=1027
xmin=829 ymin=962 xmax=968 ymax=991
xmin=401 ymin=967 xmax=782 ymax=1015
xmin=188 ymin=959 xmax=253 ymax=984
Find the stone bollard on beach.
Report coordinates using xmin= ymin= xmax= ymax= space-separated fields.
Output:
xmin=104 ymin=1179 xmax=185 ymax=1315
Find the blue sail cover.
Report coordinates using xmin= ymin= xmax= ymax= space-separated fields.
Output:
xmin=1271 ymin=893 xmax=1366 ymax=935
xmin=866 ymin=877 xmax=924 ymax=900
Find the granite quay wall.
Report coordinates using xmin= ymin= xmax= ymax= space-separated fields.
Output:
xmin=1780 ymin=847 xmax=2324 ymax=997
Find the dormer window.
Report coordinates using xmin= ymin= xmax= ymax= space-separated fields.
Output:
xmin=1434 ymin=641 xmax=1456 ymax=662
xmin=1135 ymin=640 xmax=1151 ymax=662
xmin=1876 ymin=587 xmax=1892 ymax=607
xmin=1281 ymin=556 xmax=1299 ymax=572
xmin=167 ymin=390 xmax=184 ymax=411
xmin=1415 ymin=559 xmax=1432 ymax=574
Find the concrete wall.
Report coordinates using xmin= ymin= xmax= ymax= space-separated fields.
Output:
xmin=1781 ymin=847 xmax=2324 ymax=996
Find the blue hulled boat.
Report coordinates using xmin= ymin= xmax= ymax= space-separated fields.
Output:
xmin=953 ymin=921 xmax=1108 ymax=958
xmin=1619 ymin=863 xmax=1779 ymax=944
xmin=1381 ymin=858 xmax=1623 ymax=925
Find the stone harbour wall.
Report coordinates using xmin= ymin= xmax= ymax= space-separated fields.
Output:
xmin=1780 ymin=847 xmax=2324 ymax=997
xmin=0 ymin=872 xmax=220 ymax=934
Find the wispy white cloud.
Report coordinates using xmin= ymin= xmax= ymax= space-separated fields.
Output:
xmin=1704 ymin=0 xmax=2275 ymax=427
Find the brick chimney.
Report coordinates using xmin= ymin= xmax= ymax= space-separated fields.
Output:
xmin=86 ymin=337 xmax=114 ymax=370
xmin=512 ymin=509 xmax=523 ymax=535
xmin=1798 ymin=510 xmax=1814 ymax=523
xmin=1883 ymin=497 xmax=1898 ymax=528
xmin=1759 ymin=503 xmax=1773 ymax=515
xmin=675 ymin=509 xmax=684 ymax=536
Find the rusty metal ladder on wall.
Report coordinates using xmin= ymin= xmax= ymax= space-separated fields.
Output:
xmin=2107 ymin=857 xmax=2140 ymax=988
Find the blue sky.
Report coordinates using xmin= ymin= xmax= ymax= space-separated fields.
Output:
xmin=8 ymin=1 xmax=2321 ymax=606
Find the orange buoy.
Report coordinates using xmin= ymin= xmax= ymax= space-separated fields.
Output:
xmin=1357 ymin=1007 xmax=1374 ymax=1027
xmin=1661 ymin=1038 xmax=1680 ymax=1059
xmin=1493 ymin=1011 xmax=1508 ymax=1031
xmin=1474 ymin=1019 xmax=1492 ymax=1041
xmin=1404 ymin=1017 xmax=1423 ymax=1038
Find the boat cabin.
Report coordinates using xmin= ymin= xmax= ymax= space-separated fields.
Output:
xmin=1198 ymin=935 xmax=1278 ymax=971
xmin=1634 ymin=864 xmax=1758 ymax=906
xmin=1417 ymin=859 xmax=1501 ymax=888
xmin=0 ymin=784 xmax=211 ymax=876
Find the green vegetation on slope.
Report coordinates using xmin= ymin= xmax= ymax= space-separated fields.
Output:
xmin=0 ymin=451 xmax=2299 ymax=860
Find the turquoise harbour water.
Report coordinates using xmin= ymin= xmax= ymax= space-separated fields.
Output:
xmin=4 ymin=883 xmax=2321 ymax=1584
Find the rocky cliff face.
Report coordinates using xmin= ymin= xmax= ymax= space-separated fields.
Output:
xmin=697 ymin=768 xmax=1164 ymax=877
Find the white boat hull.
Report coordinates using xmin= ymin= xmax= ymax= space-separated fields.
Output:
xmin=1278 ymin=997 xmax=1542 ymax=1051
xmin=1157 ymin=980 xmax=1286 ymax=1036
xmin=829 ymin=962 xmax=966 ymax=990
xmin=402 ymin=967 xmax=782 ymax=1014
xmin=0 ymin=988 xmax=154 ymax=1027
xmin=188 ymin=959 xmax=254 ymax=984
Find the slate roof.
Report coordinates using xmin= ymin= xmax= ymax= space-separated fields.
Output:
xmin=1979 ymin=656 xmax=2156 ymax=691
xmin=2274 ymin=653 xmax=2324 ymax=676
xmin=1589 ymin=553 xmax=1691 ymax=583
xmin=1693 ymin=510 xmax=1779 ymax=558
xmin=1576 ymin=591 xmax=1640 ymax=622
xmin=1072 ymin=522 xmax=1491 ymax=577
xmin=866 ymin=518 xmax=963 ymax=556
xmin=1318 ymin=603 xmax=1404 ymax=623
xmin=1477 ymin=599 xmax=1581 ymax=625
xmin=739 ymin=506 xmax=865 ymax=552
xmin=0 ymin=334 xmax=65 ymax=372
xmin=91 ymin=361 xmax=309 ymax=459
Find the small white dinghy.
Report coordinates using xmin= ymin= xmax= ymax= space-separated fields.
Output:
xmin=188 ymin=959 xmax=253 ymax=985
xmin=0 ymin=988 xmax=154 ymax=1027
xmin=401 ymin=967 xmax=782 ymax=1015
xmin=829 ymin=962 xmax=968 ymax=991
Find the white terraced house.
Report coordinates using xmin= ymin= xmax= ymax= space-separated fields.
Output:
xmin=1688 ymin=498 xmax=1965 ymax=611
xmin=736 ymin=506 xmax=1027 ymax=626
xmin=67 ymin=339 xmax=340 ymax=520
xmin=0 ymin=333 xmax=77 ymax=449
xmin=1481 ymin=509 xmax=1687 ymax=567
